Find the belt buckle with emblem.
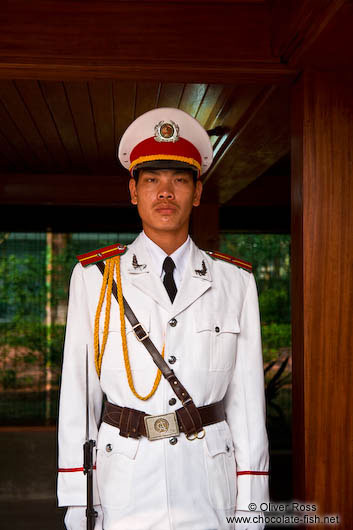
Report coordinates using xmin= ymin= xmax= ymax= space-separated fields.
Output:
xmin=144 ymin=412 xmax=180 ymax=441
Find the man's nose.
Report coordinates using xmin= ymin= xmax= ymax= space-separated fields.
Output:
xmin=158 ymin=182 xmax=174 ymax=199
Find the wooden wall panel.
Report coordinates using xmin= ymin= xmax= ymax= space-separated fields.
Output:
xmin=179 ymin=84 xmax=208 ymax=117
xmin=0 ymin=81 xmax=53 ymax=169
xmin=64 ymin=82 xmax=99 ymax=171
xmin=88 ymin=81 xmax=115 ymax=167
xmin=15 ymin=80 xmax=69 ymax=170
xmin=0 ymin=103 xmax=28 ymax=169
xmin=0 ymin=79 xmax=290 ymax=206
xmin=195 ymin=84 xmax=225 ymax=129
xmin=0 ymin=2 xmax=273 ymax=63
xmin=270 ymin=0 xmax=346 ymax=64
xmin=39 ymin=81 xmax=86 ymax=170
xmin=113 ymin=81 xmax=137 ymax=147
xmin=134 ymin=82 xmax=160 ymax=118
xmin=291 ymin=70 xmax=353 ymax=529
xmin=157 ymin=83 xmax=185 ymax=109
xmin=0 ymin=127 xmax=27 ymax=171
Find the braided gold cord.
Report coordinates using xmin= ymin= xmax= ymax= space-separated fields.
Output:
xmin=93 ymin=256 xmax=164 ymax=400
xmin=115 ymin=256 xmax=164 ymax=400
xmin=94 ymin=259 xmax=110 ymax=376
xmin=98 ymin=258 xmax=115 ymax=374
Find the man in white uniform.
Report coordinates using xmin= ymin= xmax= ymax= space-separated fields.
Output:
xmin=58 ymin=108 xmax=269 ymax=530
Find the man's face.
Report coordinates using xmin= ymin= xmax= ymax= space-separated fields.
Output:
xmin=129 ymin=168 xmax=203 ymax=234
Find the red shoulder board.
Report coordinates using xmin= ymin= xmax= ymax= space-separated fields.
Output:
xmin=77 ymin=243 xmax=127 ymax=267
xmin=206 ymin=250 xmax=252 ymax=273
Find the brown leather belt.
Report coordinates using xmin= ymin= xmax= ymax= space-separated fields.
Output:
xmin=102 ymin=400 xmax=226 ymax=441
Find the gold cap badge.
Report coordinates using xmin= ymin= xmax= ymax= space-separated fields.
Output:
xmin=154 ymin=120 xmax=179 ymax=142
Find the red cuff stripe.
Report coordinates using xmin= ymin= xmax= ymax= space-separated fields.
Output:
xmin=58 ymin=466 xmax=96 ymax=472
xmin=237 ymin=471 xmax=269 ymax=476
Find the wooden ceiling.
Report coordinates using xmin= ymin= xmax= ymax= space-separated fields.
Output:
xmin=0 ymin=79 xmax=289 ymax=207
xmin=0 ymin=80 xmax=263 ymax=175
xmin=0 ymin=0 xmax=351 ymax=226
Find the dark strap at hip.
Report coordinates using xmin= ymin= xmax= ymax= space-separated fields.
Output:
xmin=102 ymin=400 xmax=226 ymax=439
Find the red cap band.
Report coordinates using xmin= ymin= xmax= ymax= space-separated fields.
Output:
xmin=129 ymin=137 xmax=202 ymax=173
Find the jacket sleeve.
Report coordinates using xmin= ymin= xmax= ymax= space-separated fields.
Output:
xmin=57 ymin=263 xmax=103 ymax=507
xmin=224 ymin=272 xmax=269 ymax=511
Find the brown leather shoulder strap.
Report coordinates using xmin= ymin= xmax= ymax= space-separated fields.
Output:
xmin=95 ymin=261 xmax=203 ymax=436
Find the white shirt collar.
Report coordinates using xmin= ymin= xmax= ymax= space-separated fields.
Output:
xmin=142 ymin=230 xmax=191 ymax=287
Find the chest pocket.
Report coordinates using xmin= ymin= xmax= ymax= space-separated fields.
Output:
xmin=99 ymin=311 xmax=151 ymax=372
xmin=195 ymin=312 xmax=240 ymax=371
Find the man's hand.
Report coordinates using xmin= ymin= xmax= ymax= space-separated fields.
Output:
xmin=233 ymin=510 xmax=265 ymax=530
xmin=64 ymin=505 xmax=103 ymax=530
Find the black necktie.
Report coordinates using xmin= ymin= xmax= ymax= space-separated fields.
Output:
xmin=163 ymin=257 xmax=177 ymax=303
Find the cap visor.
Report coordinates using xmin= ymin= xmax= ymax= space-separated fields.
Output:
xmin=134 ymin=159 xmax=198 ymax=172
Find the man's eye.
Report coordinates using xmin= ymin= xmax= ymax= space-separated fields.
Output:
xmin=146 ymin=177 xmax=156 ymax=183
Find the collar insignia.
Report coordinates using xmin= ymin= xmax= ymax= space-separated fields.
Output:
xmin=194 ymin=260 xmax=207 ymax=276
xmin=132 ymin=254 xmax=147 ymax=270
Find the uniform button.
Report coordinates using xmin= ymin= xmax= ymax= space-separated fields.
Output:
xmin=106 ymin=444 xmax=113 ymax=452
xmin=215 ymin=326 xmax=220 ymax=333
xmin=169 ymin=398 xmax=177 ymax=406
xmin=169 ymin=318 xmax=177 ymax=327
xmin=169 ymin=437 xmax=178 ymax=445
xmin=168 ymin=355 xmax=177 ymax=364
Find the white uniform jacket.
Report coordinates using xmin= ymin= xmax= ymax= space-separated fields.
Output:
xmin=58 ymin=233 xmax=269 ymax=530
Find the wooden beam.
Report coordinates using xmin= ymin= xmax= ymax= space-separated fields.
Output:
xmin=203 ymin=84 xmax=290 ymax=204
xmin=0 ymin=62 xmax=296 ymax=84
xmin=0 ymin=204 xmax=141 ymax=232
xmin=270 ymin=0 xmax=347 ymax=65
xmin=0 ymin=173 xmax=129 ymax=206
xmin=204 ymin=85 xmax=275 ymax=183
xmin=0 ymin=1 xmax=296 ymax=83
xmin=291 ymin=70 xmax=353 ymax=529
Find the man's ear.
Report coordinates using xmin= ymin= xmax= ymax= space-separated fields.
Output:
xmin=192 ymin=180 xmax=203 ymax=207
xmin=129 ymin=178 xmax=138 ymax=205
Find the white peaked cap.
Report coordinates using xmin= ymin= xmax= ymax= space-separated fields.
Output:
xmin=118 ymin=107 xmax=213 ymax=178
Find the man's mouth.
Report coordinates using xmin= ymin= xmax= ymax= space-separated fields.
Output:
xmin=155 ymin=204 xmax=177 ymax=214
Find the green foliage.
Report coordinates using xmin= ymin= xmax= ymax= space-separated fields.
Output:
xmin=259 ymin=288 xmax=291 ymax=324
xmin=0 ymin=253 xmax=46 ymax=322
xmin=220 ymin=233 xmax=291 ymax=324
xmin=0 ymin=369 xmax=16 ymax=389
xmin=265 ymin=355 xmax=291 ymax=404
xmin=261 ymin=323 xmax=291 ymax=363
xmin=221 ymin=233 xmax=292 ymax=448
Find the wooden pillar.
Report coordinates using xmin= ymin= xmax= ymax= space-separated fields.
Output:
xmin=291 ymin=70 xmax=353 ymax=529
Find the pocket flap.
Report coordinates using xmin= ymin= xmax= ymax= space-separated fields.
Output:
xmin=194 ymin=312 xmax=240 ymax=334
xmin=205 ymin=428 xmax=234 ymax=457
xmin=97 ymin=422 xmax=140 ymax=460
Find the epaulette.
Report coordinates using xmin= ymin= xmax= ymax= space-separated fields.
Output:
xmin=77 ymin=243 xmax=127 ymax=267
xmin=206 ymin=250 xmax=252 ymax=273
